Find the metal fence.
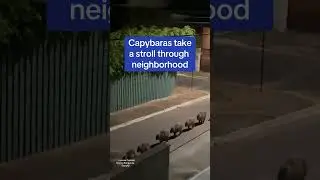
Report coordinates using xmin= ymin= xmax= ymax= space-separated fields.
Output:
xmin=110 ymin=73 xmax=175 ymax=112
xmin=0 ymin=32 xmax=109 ymax=163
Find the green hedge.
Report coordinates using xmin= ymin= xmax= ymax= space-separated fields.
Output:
xmin=109 ymin=26 xmax=196 ymax=81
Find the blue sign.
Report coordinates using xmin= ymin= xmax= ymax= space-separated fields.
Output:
xmin=47 ymin=0 xmax=110 ymax=31
xmin=124 ymin=36 xmax=196 ymax=72
xmin=210 ymin=0 xmax=273 ymax=31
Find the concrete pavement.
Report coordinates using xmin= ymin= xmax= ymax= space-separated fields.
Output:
xmin=177 ymin=73 xmax=314 ymax=137
xmin=211 ymin=105 xmax=320 ymax=180
xmin=176 ymin=73 xmax=210 ymax=92
xmin=170 ymin=131 xmax=210 ymax=180
xmin=188 ymin=167 xmax=210 ymax=180
xmin=213 ymin=32 xmax=320 ymax=100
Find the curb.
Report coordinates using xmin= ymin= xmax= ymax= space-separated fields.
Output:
xmin=188 ymin=167 xmax=210 ymax=180
xmin=110 ymin=94 xmax=210 ymax=132
xmin=177 ymin=73 xmax=209 ymax=80
xmin=88 ymin=174 xmax=109 ymax=180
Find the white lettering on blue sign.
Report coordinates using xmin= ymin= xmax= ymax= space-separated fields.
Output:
xmin=210 ymin=0 xmax=249 ymax=21
xmin=70 ymin=0 xmax=108 ymax=20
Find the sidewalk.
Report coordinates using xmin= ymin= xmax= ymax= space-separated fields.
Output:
xmin=214 ymin=31 xmax=320 ymax=99
xmin=170 ymin=131 xmax=210 ymax=180
xmin=178 ymin=72 xmax=317 ymax=137
xmin=188 ymin=167 xmax=210 ymax=180
xmin=110 ymin=87 xmax=208 ymax=127
xmin=212 ymin=105 xmax=320 ymax=180
xmin=212 ymin=81 xmax=315 ymax=137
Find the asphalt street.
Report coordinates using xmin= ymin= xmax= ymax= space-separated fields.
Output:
xmin=212 ymin=105 xmax=320 ymax=180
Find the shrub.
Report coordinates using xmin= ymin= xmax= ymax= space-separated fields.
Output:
xmin=109 ymin=25 xmax=196 ymax=81
xmin=0 ymin=1 xmax=42 ymax=45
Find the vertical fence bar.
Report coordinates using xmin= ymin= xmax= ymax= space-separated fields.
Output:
xmin=13 ymin=51 xmax=20 ymax=159
xmin=7 ymin=49 xmax=13 ymax=161
xmin=19 ymin=56 xmax=26 ymax=158
xmin=73 ymin=34 xmax=80 ymax=142
xmin=43 ymin=40 xmax=49 ymax=151
xmin=59 ymin=39 xmax=66 ymax=146
xmin=97 ymin=33 xmax=104 ymax=133
xmin=37 ymin=44 xmax=44 ymax=152
xmin=86 ymin=33 xmax=93 ymax=137
xmin=31 ymin=48 xmax=37 ymax=154
xmin=76 ymin=35 xmax=83 ymax=142
xmin=1 ymin=51 xmax=8 ymax=161
xmin=54 ymin=42 xmax=60 ymax=147
xmin=81 ymin=37 xmax=88 ymax=140
xmin=102 ymin=32 xmax=109 ymax=133
xmin=48 ymin=39 xmax=55 ymax=150
xmin=65 ymin=35 xmax=72 ymax=145
xmin=91 ymin=33 xmax=98 ymax=136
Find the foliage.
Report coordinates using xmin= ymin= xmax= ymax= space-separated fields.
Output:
xmin=0 ymin=1 xmax=42 ymax=45
xmin=109 ymin=25 xmax=196 ymax=81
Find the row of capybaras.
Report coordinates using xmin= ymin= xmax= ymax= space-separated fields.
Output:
xmin=122 ymin=111 xmax=209 ymax=159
